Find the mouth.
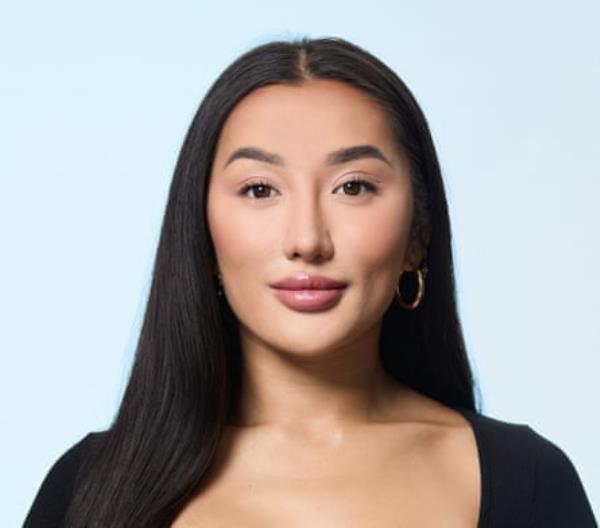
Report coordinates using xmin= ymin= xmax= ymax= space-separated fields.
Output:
xmin=269 ymin=286 xmax=347 ymax=312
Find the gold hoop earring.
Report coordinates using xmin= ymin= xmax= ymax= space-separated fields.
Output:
xmin=395 ymin=266 xmax=427 ymax=310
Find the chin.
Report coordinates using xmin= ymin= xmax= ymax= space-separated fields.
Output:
xmin=256 ymin=323 xmax=357 ymax=357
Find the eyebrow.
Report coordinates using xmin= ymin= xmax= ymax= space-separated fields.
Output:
xmin=223 ymin=144 xmax=392 ymax=169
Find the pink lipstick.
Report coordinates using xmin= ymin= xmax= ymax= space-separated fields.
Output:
xmin=269 ymin=273 xmax=348 ymax=312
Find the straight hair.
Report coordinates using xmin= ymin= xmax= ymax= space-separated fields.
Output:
xmin=64 ymin=36 xmax=478 ymax=527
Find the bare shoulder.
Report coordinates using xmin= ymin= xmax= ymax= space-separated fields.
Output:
xmin=385 ymin=385 xmax=481 ymax=523
xmin=388 ymin=384 xmax=479 ymax=471
xmin=385 ymin=383 xmax=469 ymax=426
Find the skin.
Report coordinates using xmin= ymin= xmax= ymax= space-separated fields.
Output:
xmin=173 ymin=79 xmax=480 ymax=527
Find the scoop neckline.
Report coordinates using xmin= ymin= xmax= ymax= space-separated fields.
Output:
xmin=452 ymin=406 xmax=490 ymax=528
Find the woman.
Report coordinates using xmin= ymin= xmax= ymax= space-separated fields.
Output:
xmin=24 ymin=36 xmax=596 ymax=527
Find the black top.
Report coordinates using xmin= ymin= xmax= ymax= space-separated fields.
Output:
xmin=24 ymin=408 xmax=597 ymax=527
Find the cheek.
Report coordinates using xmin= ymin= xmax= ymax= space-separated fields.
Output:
xmin=207 ymin=194 xmax=282 ymax=331
xmin=338 ymin=194 xmax=413 ymax=278
xmin=207 ymin=191 xmax=274 ymax=278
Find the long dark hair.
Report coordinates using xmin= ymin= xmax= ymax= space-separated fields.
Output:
xmin=64 ymin=36 xmax=478 ymax=527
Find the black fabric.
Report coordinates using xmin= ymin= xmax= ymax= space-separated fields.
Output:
xmin=455 ymin=407 xmax=597 ymax=527
xmin=23 ymin=432 xmax=97 ymax=528
xmin=23 ymin=411 xmax=597 ymax=527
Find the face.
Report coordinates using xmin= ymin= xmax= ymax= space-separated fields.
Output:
xmin=207 ymin=79 xmax=421 ymax=357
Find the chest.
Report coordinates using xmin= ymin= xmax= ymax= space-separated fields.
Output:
xmin=171 ymin=426 xmax=480 ymax=527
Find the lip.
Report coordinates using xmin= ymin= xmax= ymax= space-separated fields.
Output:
xmin=269 ymin=273 xmax=348 ymax=312
xmin=269 ymin=274 xmax=348 ymax=290
xmin=271 ymin=287 xmax=346 ymax=312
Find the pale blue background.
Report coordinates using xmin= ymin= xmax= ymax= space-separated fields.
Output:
xmin=2 ymin=1 xmax=598 ymax=525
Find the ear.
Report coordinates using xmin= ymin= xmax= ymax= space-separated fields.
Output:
xmin=403 ymin=218 xmax=431 ymax=271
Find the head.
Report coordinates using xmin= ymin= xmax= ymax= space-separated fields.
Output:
xmin=64 ymin=37 xmax=477 ymax=528
xmin=207 ymin=78 xmax=429 ymax=359
xmin=195 ymin=38 xmax=472 ymax=409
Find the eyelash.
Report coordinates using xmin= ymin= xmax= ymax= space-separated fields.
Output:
xmin=237 ymin=177 xmax=379 ymax=200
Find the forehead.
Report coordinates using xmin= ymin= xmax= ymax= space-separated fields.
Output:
xmin=213 ymin=79 xmax=400 ymax=166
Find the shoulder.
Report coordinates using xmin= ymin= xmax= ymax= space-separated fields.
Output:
xmin=23 ymin=430 xmax=107 ymax=527
xmin=456 ymin=408 xmax=597 ymax=527
xmin=525 ymin=425 xmax=597 ymax=526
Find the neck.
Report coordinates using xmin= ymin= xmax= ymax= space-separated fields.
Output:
xmin=230 ymin=320 xmax=406 ymax=433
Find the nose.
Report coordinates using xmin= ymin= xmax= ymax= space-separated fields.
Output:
xmin=282 ymin=192 xmax=334 ymax=263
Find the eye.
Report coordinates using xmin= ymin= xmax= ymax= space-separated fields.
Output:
xmin=334 ymin=178 xmax=379 ymax=197
xmin=238 ymin=180 xmax=279 ymax=200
